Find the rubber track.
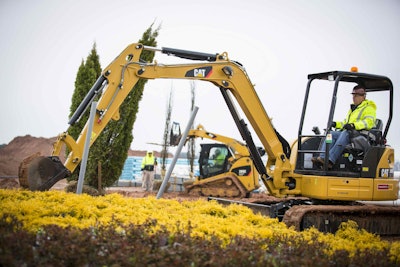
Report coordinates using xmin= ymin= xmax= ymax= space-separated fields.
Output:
xmin=283 ymin=204 xmax=400 ymax=236
xmin=186 ymin=175 xmax=248 ymax=198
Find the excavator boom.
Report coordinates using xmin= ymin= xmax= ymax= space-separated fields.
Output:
xmin=23 ymin=43 xmax=291 ymax=197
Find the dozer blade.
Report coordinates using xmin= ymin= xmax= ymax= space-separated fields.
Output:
xmin=23 ymin=156 xmax=70 ymax=191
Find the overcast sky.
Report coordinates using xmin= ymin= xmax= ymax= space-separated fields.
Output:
xmin=0 ymin=0 xmax=399 ymax=160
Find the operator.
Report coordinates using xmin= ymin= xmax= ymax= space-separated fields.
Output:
xmin=141 ymin=151 xmax=158 ymax=192
xmin=212 ymin=149 xmax=225 ymax=167
xmin=312 ymin=85 xmax=376 ymax=168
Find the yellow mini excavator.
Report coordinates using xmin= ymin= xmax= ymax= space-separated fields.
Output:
xmin=19 ymin=43 xmax=399 ymax=237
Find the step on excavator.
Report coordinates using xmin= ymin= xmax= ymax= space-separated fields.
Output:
xmin=19 ymin=43 xmax=399 ymax=237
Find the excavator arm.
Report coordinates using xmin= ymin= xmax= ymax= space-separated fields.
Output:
xmin=186 ymin=124 xmax=251 ymax=157
xmin=22 ymin=43 xmax=297 ymax=196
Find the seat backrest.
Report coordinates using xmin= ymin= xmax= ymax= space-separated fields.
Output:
xmin=365 ymin=118 xmax=383 ymax=146
xmin=344 ymin=119 xmax=384 ymax=159
xmin=374 ymin=118 xmax=383 ymax=131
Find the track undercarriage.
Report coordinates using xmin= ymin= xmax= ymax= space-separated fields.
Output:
xmin=208 ymin=196 xmax=400 ymax=238
xmin=185 ymin=175 xmax=250 ymax=199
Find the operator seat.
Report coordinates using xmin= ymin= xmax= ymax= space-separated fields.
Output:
xmin=363 ymin=118 xmax=383 ymax=146
xmin=335 ymin=119 xmax=384 ymax=173
xmin=345 ymin=119 xmax=383 ymax=155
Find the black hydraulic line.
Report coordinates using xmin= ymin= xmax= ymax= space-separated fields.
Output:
xmin=161 ymin=47 xmax=218 ymax=62
xmin=68 ymin=75 xmax=107 ymax=125
xmin=219 ymin=87 xmax=269 ymax=178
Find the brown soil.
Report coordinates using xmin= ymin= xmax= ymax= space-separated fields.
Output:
xmin=0 ymin=137 xmax=305 ymax=204
xmin=0 ymin=135 xmax=167 ymax=178
xmin=0 ymin=135 xmax=58 ymax=177
xmin=0 ymin=135 xmax=272 ymax=201
xmin=0 ymin=135 xmax=190 ymax=199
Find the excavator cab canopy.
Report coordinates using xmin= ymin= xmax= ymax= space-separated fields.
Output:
xmin=296 ymin=70 xmax=394 ymax=176
xmin=308 ymin=71 xmax=393 ymax=90
xmin=304 ymin=70 xmax=393 ymax=138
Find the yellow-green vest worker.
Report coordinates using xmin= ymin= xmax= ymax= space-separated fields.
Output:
xmin=334 ymin=99 xmax=376 ymax=131
xmin=141 ymin=151 xmax=157 ymax=192
xmin=213 ymin=149 xmax=225 ymax=166
xmin=141 ymin=151 xmax=157 ymax=171
xmin=314 ymin=85 xmax=377 ymax=167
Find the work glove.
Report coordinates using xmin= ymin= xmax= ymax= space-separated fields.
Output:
xmin=330 ymin=121 xmax=336 ymax=128
xmin=343 ymin=123 xmax=355 ymax=130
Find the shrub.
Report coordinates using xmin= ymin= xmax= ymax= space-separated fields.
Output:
xmin=0 ymin=189 xmax=399 ymax=266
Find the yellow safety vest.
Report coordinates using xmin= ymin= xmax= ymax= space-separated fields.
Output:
xmin=336 ymin=100 xmax=376 ymax=130
xmin=141 ymin=154 xmax=156 ymax=171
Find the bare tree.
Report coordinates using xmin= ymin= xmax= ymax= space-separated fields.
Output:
xmin=160 ymin=86 xmax=174 ymax=177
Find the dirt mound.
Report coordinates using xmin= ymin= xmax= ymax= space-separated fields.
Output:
xmin=0 ymin=135 xmax=59 ymax=177
xmin=0 ymin=137 xmax=289 ymax=209
xmin=0 ymin=135 xmax=163 ymax=177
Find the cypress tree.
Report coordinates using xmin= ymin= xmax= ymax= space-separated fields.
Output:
xmin=66 ymin=25 xmax=159 ymax=188
xmin=85 ymin=25 xmax=160 ymax=188
xmin=67 ymin=44 xmax=102 ymax=182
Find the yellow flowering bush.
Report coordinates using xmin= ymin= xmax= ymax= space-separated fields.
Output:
xmin=0 ymin=189 xmax=290 ymax=239
xmin=1 ymin=189 xmax=399 ymax=264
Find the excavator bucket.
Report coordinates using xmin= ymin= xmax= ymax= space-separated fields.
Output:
xmin=19 ymin=156 xmax=70 ymax=191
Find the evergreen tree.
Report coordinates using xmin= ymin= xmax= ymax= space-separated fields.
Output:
xmin=69 ymin=48 xmax=102 ymax=139
xmin=85 ymin=25 xmax=160 ymax=188
xmin=67 ymin=44 xmax=102 ymax=182
xmin=67 ymin=25 xmax=160 ymax=188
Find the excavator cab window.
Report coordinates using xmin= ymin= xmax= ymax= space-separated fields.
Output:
xmin=198 ymin=144 xmax=231 ymax=179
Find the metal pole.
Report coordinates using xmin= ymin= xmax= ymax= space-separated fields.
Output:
xmin=156 ymin=106 xmax=199 ymax=199
xmin=76 ymin=101 xmax=97 ymax=194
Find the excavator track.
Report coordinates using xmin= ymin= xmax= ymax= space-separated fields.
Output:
xmin=283 ymin=203 xmax=400 ymax=237
xmin=185 ymin=175 xmax=248 ymax=198
xmin=209 ymin=197 xmax=400 ymax=238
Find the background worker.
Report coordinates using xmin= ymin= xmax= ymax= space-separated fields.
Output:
xmin=212 ymin=148 xmax=226 ymax=167
xmin=141 ymin=151 xmax=157 ymax=192
xmin=313 ymin=85 xmax=376 ymax=168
